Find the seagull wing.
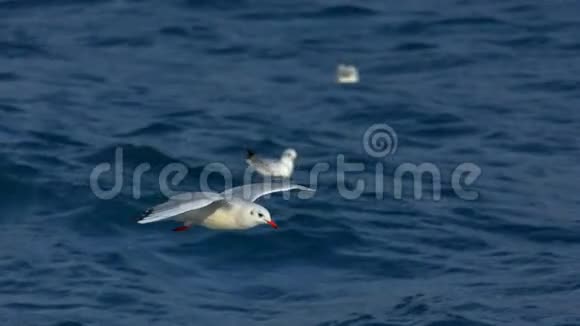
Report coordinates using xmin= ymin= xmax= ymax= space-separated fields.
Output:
xmin=247 ymin=156 xmax=278 ymax=175
xmin=222 ymin=183 xmax=314 ymax=202
xmin=138 ymin=192 xmax=223 ymax=224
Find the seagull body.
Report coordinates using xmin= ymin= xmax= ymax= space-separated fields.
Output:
xmin=139 ymin=183 xmax=313 ymax=231
xmin=246 ymin=148 xmax=297 ymax=178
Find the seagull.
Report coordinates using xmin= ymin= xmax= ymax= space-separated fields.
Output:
xmin=138 ymin=183 xmax=314 ymax=232
xmin=246 ymin=148 xmax=297 ymax=178
xmin=337 ymin=64 xmax=359 ymax=84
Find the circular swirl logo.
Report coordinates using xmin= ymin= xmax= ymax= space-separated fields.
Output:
xmin=363 ymin=123 xmax=398 ymax=158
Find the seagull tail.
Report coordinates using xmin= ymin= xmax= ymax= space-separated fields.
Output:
xmin=246 ymin=149 xmax=255 ymax=160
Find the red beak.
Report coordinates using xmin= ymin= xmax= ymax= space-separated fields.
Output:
xmin=267 ymin=220 xmax=278 ymax=229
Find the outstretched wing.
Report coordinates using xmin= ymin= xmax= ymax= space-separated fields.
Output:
xmin=138 ymin=192 xmax=223 ymax=224
xmin=222 ymin=183 xmax=314 ymax=202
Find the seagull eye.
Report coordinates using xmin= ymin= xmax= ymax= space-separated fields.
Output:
xmin=258 ymin=213 xmax=264 ymax=217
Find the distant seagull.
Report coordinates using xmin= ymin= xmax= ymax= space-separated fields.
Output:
xmin=246 ymin=148 xmax=297 ymax=178
xmin=337 ymin=64 xmax=359 ymax=84
xmin=138 ymin=183 xmax=314 ymax=232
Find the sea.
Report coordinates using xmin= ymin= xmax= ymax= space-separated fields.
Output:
xmin=0 ymin=0 xmax=579 ymax=325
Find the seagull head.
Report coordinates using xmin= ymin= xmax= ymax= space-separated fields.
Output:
xmin=281 ymin=148 xmax=297 ymax=161
xmin=245 ymin=203 xmax=278 ymax=229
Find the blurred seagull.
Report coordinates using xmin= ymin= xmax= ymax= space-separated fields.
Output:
xmin=138 ymin=183 xmax=314 ymax=232
xmin=337 ymin=64 xmax=359 ymax=84
xmin=246 ymin=148 xmax=297 ymax=178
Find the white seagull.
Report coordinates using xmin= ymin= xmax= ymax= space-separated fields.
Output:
xmin=246 ymin=148 xmax=297 ymax=178
xmin=138 ymin=183 xmax=314 ymax=232
xmin=336 ymin=64 xmax=359 ymax=84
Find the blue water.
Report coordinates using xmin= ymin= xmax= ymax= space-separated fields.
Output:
xmin=1 ymin=0 xmax=580 ymax=325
